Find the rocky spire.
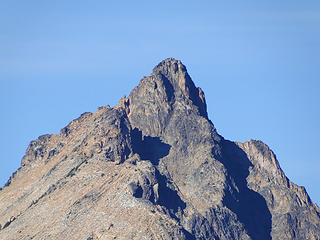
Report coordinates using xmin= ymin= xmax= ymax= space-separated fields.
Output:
xmin=151 ymin=58 xmax=208 ymax=118
xmin=127 ymin=58 xmax=209 ymax=137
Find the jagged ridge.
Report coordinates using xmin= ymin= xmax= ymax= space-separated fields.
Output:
xmin=0 ymin=58 xmax=319 ymax=240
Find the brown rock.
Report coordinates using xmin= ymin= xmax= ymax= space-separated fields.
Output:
xmin=0 ymin=58 xmax=319 ymax=239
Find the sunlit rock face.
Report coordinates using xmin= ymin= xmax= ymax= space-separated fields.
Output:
xmin=0 ymin=58 xmax=319 ymax=240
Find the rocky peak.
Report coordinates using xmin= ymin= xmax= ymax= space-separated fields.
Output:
xmin=127 ymin=58 xmax=208 ymax=137
xmin=0 ymin=59 xmax=319 ymax=240
xmin=151 ymin=58 xmax=207 ymax=118
xmin=151 ymin=58 xmax=188 ymax=87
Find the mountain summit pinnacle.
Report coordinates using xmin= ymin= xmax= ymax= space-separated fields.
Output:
xmin=0 ymin=59 xmax=319 ymax=239
xmin=127 ymin=58 xmax=208 ymax=137
xmin=151 ymin=58 xmax=207 ymax=118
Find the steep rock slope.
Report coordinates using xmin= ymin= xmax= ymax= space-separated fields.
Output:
xmin=0 ymin=58 xmax=319 ymax=240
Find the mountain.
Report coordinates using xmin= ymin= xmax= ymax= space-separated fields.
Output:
xmin=0 ymin=58 xmax=319 ymax=240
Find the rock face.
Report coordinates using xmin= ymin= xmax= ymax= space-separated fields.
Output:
xmin=0 ymin=58 xmax=319 ymax=240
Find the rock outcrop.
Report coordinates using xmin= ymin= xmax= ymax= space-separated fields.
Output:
xmin=0 ymin=58 xmax=319 ymax=239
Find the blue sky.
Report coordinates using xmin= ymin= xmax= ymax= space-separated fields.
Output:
xmin=1 ymin=1 xmax=319 ymax=204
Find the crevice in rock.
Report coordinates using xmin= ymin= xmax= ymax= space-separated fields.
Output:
xmin=65 ymin=159 xmax=88 ymax=178
xmin=1 ymin=216 xmax=16 ymax=230
xmin=181 ymin=228 xmax=197 ymax=240
xmin=28 ymin=159 xmax=87 ymax=209
xmin=154 ymin=168 xmax=186 ymax=217
xmin=131 ymin=128 xmax=187 ymax=219
xmin=219 ymin=140 xmax=272 ymax=240
xmin=159 ymin=73 xmax=175 ymax=105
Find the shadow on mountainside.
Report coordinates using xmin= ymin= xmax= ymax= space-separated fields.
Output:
xmin=131 ymin=128 xmax=187 ymax=217
xmin=219 ymin=140 xmax=272 ymax=240
xmin=131 ymin=128 xmax=171 ymax=166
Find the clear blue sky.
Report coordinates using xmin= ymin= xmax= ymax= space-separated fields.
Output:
xmin=1 ymin=1 xmax=319 ymax=204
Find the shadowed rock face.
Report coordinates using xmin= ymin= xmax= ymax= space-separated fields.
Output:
xmin=0 ymin=58 xmax=319 ymax=240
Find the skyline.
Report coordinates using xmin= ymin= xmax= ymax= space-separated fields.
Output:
xmin=1 ymin=1 xmax=319 ymax=204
